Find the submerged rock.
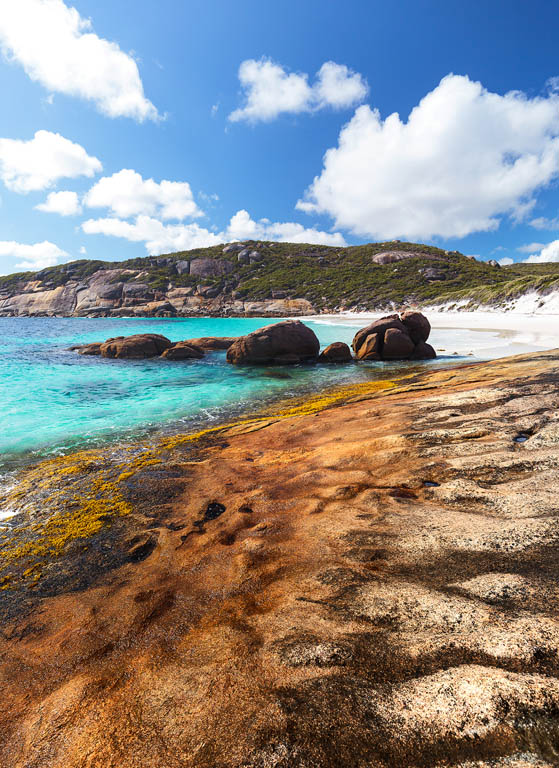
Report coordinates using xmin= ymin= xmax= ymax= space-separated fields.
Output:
xmin=353 ymin=311 xmax=436 ymax=361
xmin=318 ymin=342 xmax=353 ymax=363
xmin=226 ymin=320 xmax=320 ymax=365
xmin=75 ymin=343 xmax=102 ymax=356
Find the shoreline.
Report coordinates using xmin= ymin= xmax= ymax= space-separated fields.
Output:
xmin=1 ymin=347 xmax=559 ymax=766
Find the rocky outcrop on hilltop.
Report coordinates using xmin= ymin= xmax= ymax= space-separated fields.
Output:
xmin=353 ymin=311 xmax=436 ymax=360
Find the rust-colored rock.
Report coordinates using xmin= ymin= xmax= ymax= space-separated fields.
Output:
xmin=411 ymin=340 xmax=436 ymax=359
xmin=402 ymin=310 xmax=431 ymax=343
xmin=100 ymin=333 xmax=173 ymax=359
xmin=356 ymin=332 xmax=381 ymax=360
xmin=351 ymin=314 xmax=405 ymax=354
xmin=318 ymin=342 xmax=353 ymax=363
xmin=383 ymin=328 xmax=415 ymax=359
xmin=161 ymin=342 xmax=205 ymax=360
xmin=226 ymin=319 xmax=320 ymax=364
xmin=352 ymin=311 xmax=435 ymax=361
xmin=182 ymin=336 xmax=237 ymax=351
xmin=76 ymin=343 xmax=102 ymax=356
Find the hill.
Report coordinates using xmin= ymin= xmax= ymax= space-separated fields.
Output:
xmin=1 ymin=240 xmax=558 ymax=317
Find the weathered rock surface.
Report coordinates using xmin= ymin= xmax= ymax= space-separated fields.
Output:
xmin=318 ymin=341 xmax=353 ymax=363
xmin=189 ymin=258 xmax=234 ymax=278
xmin=180 ymin=336 xmax=237 ymax=351
xmin=383 ymin=327 xmax=416 ymax=359
xmin=402 ymin=309 xmax=431 ymax=343
xmin=100 ymin=333 xmax=173 ymax=359
xmin=356 ymin=332 xmax=381 ymax=360
xmin=2 ymin=350 xmax=559 ymax=766
xmin=226 ymin=319 xmax=320 ymax=364
xmin=0 ymin=257 xmax=315 ymax=318
xmin=353 ymin=311 xmax=436 ymax=361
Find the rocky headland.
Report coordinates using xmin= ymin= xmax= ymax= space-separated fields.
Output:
xmin=1 ymin=348 xmax=559 ymax=766
xmin=1 ymin=239 xmax=558 ymax=317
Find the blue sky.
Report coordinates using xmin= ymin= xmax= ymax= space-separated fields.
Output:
xmin=1 ymin=0 xmax=559 ymax=274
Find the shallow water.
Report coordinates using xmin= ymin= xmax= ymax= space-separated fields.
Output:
xmin=2 ymin=316 xmax=472 ymax=469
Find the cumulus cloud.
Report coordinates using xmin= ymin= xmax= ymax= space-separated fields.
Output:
xmin=0 ymin=130 xmax=101 ymax=193
xmin=523 ymin=240 xmax=559 ymax=263
xmin=498 ymin=257 xmax=514 ymax=266
xmin=35 ymin=190 xmax=82 ymax=215
xmin=84 ymin=169 xmax=202 ymax=220
xmin=82 ymin=215 xmax=222 ymax=254
xmin=0 ymin=239 xmax=68 ymax=272
xmin=0 ymin=0 xmax=159 ymax=121
xmin=229 ymin=58 xmax=367 ymax=123
xmin=82 ymin=209 xmax=345 ymax=255
xmin=297 ymin=74 xmax=559 ymax=240
xmin=226 ymin=209 xmax=346 ymax=245
xmin=516 ymin=241 xmax=545 ymax=253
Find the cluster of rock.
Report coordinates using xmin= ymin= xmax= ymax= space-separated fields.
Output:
xmin=351 ymin=311 xmax=436 ymax=361
xmin=73 ymin=312 xmax=436 ymax=365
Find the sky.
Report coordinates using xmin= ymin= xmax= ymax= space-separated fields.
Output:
xmin=1 ymin=0 xmax=559 ymax=275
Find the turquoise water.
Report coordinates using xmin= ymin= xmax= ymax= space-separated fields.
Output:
xmin=1 ymin=316 xmax=459 ymax=469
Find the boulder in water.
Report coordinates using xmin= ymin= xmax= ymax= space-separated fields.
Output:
xmin=162 ymin=342 xmax=205 ymax=360
xmin=318 ymin=342 xmax=353 ymax=363
xmin=226 ymin=320 xmax=320 ymax=365
xmin=100 ymin=334 xmax=172 ymax=359
xmin=181 ymin=337 xmax=237 ymax=351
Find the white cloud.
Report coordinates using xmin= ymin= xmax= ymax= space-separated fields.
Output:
xmin=79 ymin=246 xmax=87 ymax=255
xmin=82 ymin=209 xmax=345 ymax=255
xmin=225 ymin=209 xmax=346 ymax=245
xmin=0 ymin=130 xmax=101 ymax=193
xmin=516 ymin=241 xmax=545 ymax=253
xmin=523 ymin=240 xmax=559 ymax=263
xmin=529 ymin=216 xmax=559 ymax=230
xmin=82 ymin=215 xmax=222 ymax=255
xmin=297 ymin=74 xmax=559 ymax=240
xmin=498 ymin=257 xmax=514 ymax=266
xmin=314 ymin=62 xmax=369 ymax=109
xmin=0 ymin=0 xmax=159 ymax=121
xmin=0 ymin=239 xmax=68 ymax=272
xmin=229 ymin=58 xmax=367 ymax=123
xmin=84 ymin=169 xmax=201 ymax=220
xmin=35 ymin=189 xmax=82 ymax=215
